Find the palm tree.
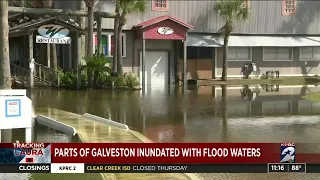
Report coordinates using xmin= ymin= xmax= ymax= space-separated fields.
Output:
xmin=81 ymin=54 xmax=111 ymax=88
xmin=0 ymin=0 xmax=11 ymax=89
xmin=114 ymin=0 xmax=147 ymax=74
xmin=84 ymin=0 xmax=98 ymax=57
xmin=214 ymin=0 xmax=249 ymax=81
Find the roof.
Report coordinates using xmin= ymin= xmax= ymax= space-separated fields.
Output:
xmin=9 ymin=13 xmax=84 ymax=37
xmin=187 ymin=34 xmax=320 ymax=47
xmin=133 ymin=15 xmax=194 ymax=30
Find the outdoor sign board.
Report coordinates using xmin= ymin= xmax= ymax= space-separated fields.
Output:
xmin=158 ymin=27 xmax=174 ymax=35
xmin=36 ymin=24 xmax=71 ymax=44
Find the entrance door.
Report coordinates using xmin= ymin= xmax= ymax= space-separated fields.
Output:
xmin=140 ymin=51 xmax=169 ymax=93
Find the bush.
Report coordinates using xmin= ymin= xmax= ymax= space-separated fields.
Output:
xmin=58 ymin=70 xmax=139 ymax=90
xmin=60 ymin=71 xmax=77 ymax=88
xmin=59 ymin=70 xmax=88 ymax=89
xmin=114 ymin=74 xmax=127 ymax=86
xmin=125 ymin=73 xmax=140 ymax=88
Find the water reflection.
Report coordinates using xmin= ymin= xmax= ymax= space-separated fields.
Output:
xmin=28 ymin=84 xmax=320 ymax=144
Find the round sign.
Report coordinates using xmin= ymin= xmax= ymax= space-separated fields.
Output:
xmin=38 ymin=24 xmax=69 ymax=39
xmin=158 ymin=27 xmax=174 ymax=35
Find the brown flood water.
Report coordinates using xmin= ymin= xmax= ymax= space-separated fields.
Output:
xmin=3 ymin=84 xmax=320 ymax=180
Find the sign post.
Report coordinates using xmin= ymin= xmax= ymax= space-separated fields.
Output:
xmin=0 ymin=90 xmax=32 ymax=143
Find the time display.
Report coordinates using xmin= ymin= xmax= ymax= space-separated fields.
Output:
xmin=268 ymin=164 xmax=288 ymax=173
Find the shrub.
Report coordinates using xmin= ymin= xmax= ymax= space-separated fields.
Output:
xmin=60 ymin=71 xmax=77 ymax=88
xmin=114 ymin=74 xmax=127 ymax=86
xmin=82 ymin=54 xmax=111 ymax=88
xmin=125 ymin=73 xmax=139 ymax=88
xmin=58 ymin=70 xmax=139 ymax=90
xmin=59 ymin=70 xmax=88 ymax=89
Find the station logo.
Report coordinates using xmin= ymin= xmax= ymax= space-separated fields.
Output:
xmin=280 ymin=143 xmax=295 ymax=163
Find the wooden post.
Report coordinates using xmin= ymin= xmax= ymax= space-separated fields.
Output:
xmin=47 ymin=44 xmax=50 ymax=68
xmin=97 ymin=16 xmax=102 ymax=55
xmin=183 ymin=37 xmax=187 ymax=93
xmin=142 ymin=32 xmax=146 ymax=95
xmin=28 ymin=30 xmax=34 ymax=88
xmin=78 ymin=1 xmax=86 ymax=58
xmin=76 ymin=32 xmax=81 ymax=90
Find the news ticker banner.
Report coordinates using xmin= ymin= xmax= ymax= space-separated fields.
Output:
xmin=1 ymin=163 xmax=320 ymax=173
xmin=1 ymin=142 xmax=320 ymax=164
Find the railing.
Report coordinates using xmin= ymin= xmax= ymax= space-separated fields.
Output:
xmin=33 ymin=62 xmax=60 ymax=87
xmin=10 ymin=63 xmax=30 ymax=87
xmin=10 ymin=62 xmax=60 ymax=87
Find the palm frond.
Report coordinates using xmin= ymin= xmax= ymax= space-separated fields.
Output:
xmin=214 ymin=0 xmax=250 ymax=34
xmin=82 ymin=54 xmax=112 ymax=72
xmin=122 ymin=0 xmax=147 ymax=14
xmin=214 ymin=0 xmax=249 ymax=21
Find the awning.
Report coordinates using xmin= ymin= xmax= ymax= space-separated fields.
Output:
xmin=187 ymin=34 xmax=320 ymax=47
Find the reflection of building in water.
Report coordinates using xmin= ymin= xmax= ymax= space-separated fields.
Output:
xmin=181 ymin=85 xmax=320 ymax=143
xmin=212 ymin=85 xmax=320 ymax=117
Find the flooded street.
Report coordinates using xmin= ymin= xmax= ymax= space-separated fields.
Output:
xmin=5 ymin=84 xmax=320 ymax=180
xmin=30 ymin=85 xmax=320 ymax=144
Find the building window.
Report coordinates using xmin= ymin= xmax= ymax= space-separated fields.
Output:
xmin=282 ymin=0 xmax=296 ymax=16
xmin=263 ymin=47 xmax=293 ymax=61
xmin=300 ymin=47 xmax=320 ymax=61
xmin=152 ymin=0 xmax=168 ymax=11
xmin=228 ymin=47 xmax=251 ymax=61
xmin=93 ymin=33 xmax=126 ymax=57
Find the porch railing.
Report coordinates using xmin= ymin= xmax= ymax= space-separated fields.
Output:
xmin=10 ymin=63 xmax=30 ymax=87
xmin=33 ymin=62 xmax=60 ymax=87
xmin=10 ymin=62 xmax=60 ymax=87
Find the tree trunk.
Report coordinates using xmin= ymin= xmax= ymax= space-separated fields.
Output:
xmin=78 ymin=1 xmax=86 ymax=58
xmin=87 ymin=6 xmax=94 ymax=56
xmin=51 ymin=44 xmax=57 ymax=71
xmin=112 ymin=15 xmax=119 ymax=74
xmin=221 ymin=33 xmax=230 ymax=81
xmin=221 ymin=85 xmax=228 ymax=142
xmin=117 ymin=24 xmax=123 ymax=74
xmin=0 ymin=1 xmax=11 ymax=89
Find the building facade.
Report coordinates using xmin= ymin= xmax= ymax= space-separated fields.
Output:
xmin=54 ymin=0 xmax=320 ymax=89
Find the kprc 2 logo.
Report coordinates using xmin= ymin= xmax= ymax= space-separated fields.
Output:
xmin=280 ymin=143 xmax=295 ymax=163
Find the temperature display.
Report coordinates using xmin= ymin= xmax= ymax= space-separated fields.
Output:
xmin=268 ymin=163 xmax=306 ymax=173
xmin=289 ymin=163 xmax=306 ymax=173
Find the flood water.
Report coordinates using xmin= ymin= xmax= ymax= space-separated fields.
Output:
xmin=30 ymin=84 xmax=320 ymax=144
xmin=4 ymin=84 xmax=320 ymax=179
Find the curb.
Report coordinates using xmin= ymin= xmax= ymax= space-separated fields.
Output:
xmin=35 ymin=115 xmax=77 ymax=136
xmin=82 ymin=113 xmax=129 ymax=131
xmin=76 ymin=134 xmax=118 ymax=180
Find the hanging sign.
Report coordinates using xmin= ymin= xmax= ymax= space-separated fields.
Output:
xmin=158 ymin=27 xmax=174 ymax=35
xmin=36 ymin=24 xmax=71 ymax=44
